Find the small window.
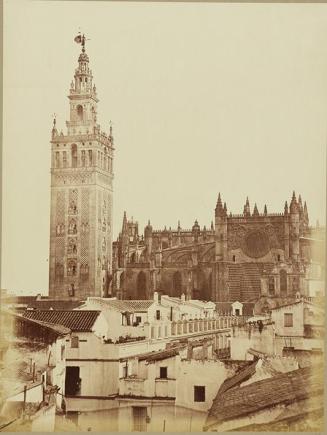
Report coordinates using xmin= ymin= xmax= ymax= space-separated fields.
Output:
xmin=284 ymin=313 xmax=293 ymax=327
xmin=136 ymin=316 xmax=142 ymax=324
xmin=232 ymin=255 xmax=236 ymax=263
xmin=194 ymin=386 xmax=205 ymax=402
xmin=277 ymin=254 xmax=281 ymax=261
xmin=71 ymin=336 xmax=79 ymax=348
xmin=156 ymin=310 xmax=160 ymax=320
xmin=159 ymin=367 xmax=168 ymax=379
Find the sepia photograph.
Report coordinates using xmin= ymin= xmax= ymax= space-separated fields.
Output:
xmin=0 ymin=0 xmax=326 ymax=432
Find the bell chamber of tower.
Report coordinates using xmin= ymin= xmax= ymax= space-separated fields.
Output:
xmin=49 ymin=40 xmax=114 ymax=300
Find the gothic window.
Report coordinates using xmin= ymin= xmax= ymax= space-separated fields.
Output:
xmin=88 ymin=150 xmax=92 ymax=166
xmin=137 ymin=271 xmax=147 ymax=299
xmin=280 ymin=270 xmax=287 ymax=295
xmin=232 ymin=255 xmax=236 ymax=262
xmin=71 ymin=144 xmax=78 ymax=168
xmin=97 ymin=151 xmax=100 ymax=165
xmin=68 ymin=219 xmax=77 ymax=235
xmin=172 ymin=271 xmax=183 ymax=297
xmin=81 ymin=150 xmax=86 ymax=167
xmin=268 ymin=277 xmax=275 ymax=296
xmin=63 ymin=151 xmax=67 ymax=168
xmin=67 ymin=260 xmax=77 ymax=276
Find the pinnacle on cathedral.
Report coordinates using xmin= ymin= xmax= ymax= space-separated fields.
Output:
xmin=290 ymin=191 xmax=299 ymax=213
xmin=243 ymin=196 xmax=251 ymax=216
xmin=215 ymin=193 xmax=224 ymax=216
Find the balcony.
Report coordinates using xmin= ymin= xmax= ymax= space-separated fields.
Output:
xmin=119 ymin=377 xmax=176 ymax=399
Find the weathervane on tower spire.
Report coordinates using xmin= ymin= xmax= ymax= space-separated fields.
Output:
xmin=74 ymin=32 xmax=88 ymax=52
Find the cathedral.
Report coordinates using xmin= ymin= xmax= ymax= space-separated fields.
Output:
xmin=112 ymin=193 xmax=317 ymax=303
xmin=49 ymin=36 xmax=114 ymax=299
xmin=48 ymin=37 xmax=320 ymax=304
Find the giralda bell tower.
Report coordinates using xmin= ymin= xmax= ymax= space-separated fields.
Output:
xmin=49 ymin=35 xmax=114 ymax=299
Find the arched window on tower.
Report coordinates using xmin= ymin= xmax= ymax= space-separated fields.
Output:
xmin=77 ymin=105 xmax=83 ymax=121
xmin=280 ymin=270 xmax=287 ymax=296
xmin=71 ymin=144 xmax=78 ymax=168
xmin=172 ymin=271 xmax=183 ymax=297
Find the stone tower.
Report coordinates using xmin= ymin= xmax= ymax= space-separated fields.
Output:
xmin=49 ymin=37 xmax=114 ymax=299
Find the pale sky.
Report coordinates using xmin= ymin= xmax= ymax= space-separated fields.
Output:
xmin=2 ymin=0 xmax=327 ymax=294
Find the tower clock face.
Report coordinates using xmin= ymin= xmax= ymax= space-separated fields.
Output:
xmin=243 ymin=230 xmax=270 ymax=258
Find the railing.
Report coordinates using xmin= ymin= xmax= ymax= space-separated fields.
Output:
xmin=119 ymin=377 xmax=176 ymax=398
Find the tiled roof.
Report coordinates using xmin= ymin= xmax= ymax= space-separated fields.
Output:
xmin=23 ymin=310 xmax=100 ymax=332
xmin=139 ymin=345 xmax=186 ymax=362
xmin=27 ymin=299 xmax=84 ymax=310
xmin=205 ymin=365 xmax=324 ymax=429
xmin=218 ymin=360 xmax=258 ymax=395
xmin=86 ymin=298 xmax=153 ymax=313
xmin=2 ymin=310 xmax=71 ymax=336
xmin=15 ymin=314 xmax=71 ymax=336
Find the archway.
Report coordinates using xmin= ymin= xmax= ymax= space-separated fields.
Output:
xmin=137 ymin=271 xmax=147 ymax=299
xmin=172 ymin=271 xmax=183 ymax=297
xmin=197 ymin=270 xmax=211 ymax=301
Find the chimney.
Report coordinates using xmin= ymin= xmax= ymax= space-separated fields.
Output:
xmin=153 ymin=291 xmax=159 ymax=304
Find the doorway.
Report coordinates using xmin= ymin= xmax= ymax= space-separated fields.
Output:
xmin=132 ymin=407 xmax=147 ymax=432
xmin=65 ymin=366 xmax=81 ymax=396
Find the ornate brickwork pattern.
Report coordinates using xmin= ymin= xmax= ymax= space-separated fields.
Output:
xmin=55 ymin=191 xmax=66 ymax=260
xmin=80 ymin=188 xmax=90 ymax=281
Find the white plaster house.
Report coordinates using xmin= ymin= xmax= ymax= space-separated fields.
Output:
xmin=270 ymin=299 xmax=324 ymax=355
